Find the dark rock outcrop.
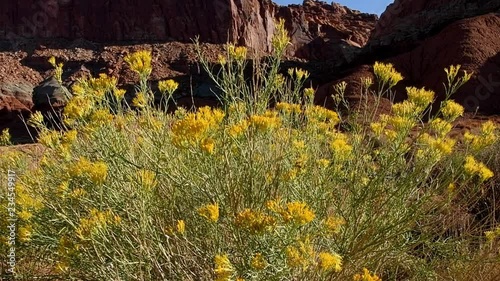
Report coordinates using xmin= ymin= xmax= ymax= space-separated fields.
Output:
xmin=0 ymin=0 xmax=377 ymax=60
xmin=317 ymin=0 xmax=500 ymax=115
xmin=32 ymin=76 xmax=68 ymax=112
xmin=369 ymin=0 xmax=500 ymax=55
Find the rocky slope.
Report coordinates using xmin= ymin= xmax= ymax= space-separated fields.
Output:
xmin=317 ymin=0 xmax=500 ymax=115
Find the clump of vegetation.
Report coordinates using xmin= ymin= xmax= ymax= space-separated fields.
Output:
xmin=0 ymin=19 xmax=498 ymax=281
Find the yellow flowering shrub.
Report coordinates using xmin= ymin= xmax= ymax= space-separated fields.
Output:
xmin=124 ymin=50 xmax=152 ymax=77
xmin=464 ymin=120 xmax=497 ymax=151
xmin=249 ymin=111 xmax=281 ymax=132
xmin=406 ymin=87 xmax=435 ymax=108
xmin=172 ymin=106 xmax=225 ymax=147
xmin=74 ymin=209 xmax=120 ymax=242
xmin=373 ymin=62 xmax=404 ymax=89
xmin=198 ymin=203 xmax=220 ymax=223
xmin=250 ymin=253 xmax=267 ymax=271
xmin=441 ymin=100 xmax=464 ymax=121
xmin=235 ymin=208 xmax=276 ymax=233
xmin=68 ymin=157 xmax=108 ymax=184
xmin=353 ymin=268 xmax=382 ymax=281
xmin=463 ymin=156 xmax=494 ymax=182
xmin=279 ymin=201 xmax=315 ymax=225
xmin=158 ymin=79 xmax=179 ymax=95
xmin=2 ymin=30 xmax=497 ymax=281
xmin=214 ymin=254 xmax=235 ymax=281
xmin=0 ymin=128 xmax=12 ymax=146
xmin=324 ymin=215 xmax=346 ymax=235
xmin=317 ymin=252 xmax=342 ymax=273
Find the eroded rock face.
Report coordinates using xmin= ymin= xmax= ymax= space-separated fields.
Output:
xmin=317 ymin=0 xmax=500 ymax=115
xmin=370 ymin=0 xmax=500 ymax=54
xmin=276 ymin=0 xmax=377 ymax=60
xmin=0 ymin=0 xmax=377 ymax=60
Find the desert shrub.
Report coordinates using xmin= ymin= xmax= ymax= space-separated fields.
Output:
xmin=0 ymin=20 xmax=499 ymax=281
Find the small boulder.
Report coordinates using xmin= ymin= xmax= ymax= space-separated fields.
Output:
xmin=32 ymin=76 xmax=69 ymax=112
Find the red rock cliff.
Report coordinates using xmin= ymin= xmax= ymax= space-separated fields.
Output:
xmin=0 ymin=0 xmax=377 ymax=59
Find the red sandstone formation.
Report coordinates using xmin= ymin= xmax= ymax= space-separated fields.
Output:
xmin=0 ymin=0 xmax=376 ymax=59
xmin=317 ymin=0 xmax=500 ymax=115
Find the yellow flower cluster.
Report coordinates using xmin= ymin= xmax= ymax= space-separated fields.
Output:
xmin=27 ymin=111 xmax=45 ymax=129
xmin=38 ymin=129 xmax=78 ymax=149
xmin=330 ymin=133 xmax=353 ymax=161
xmin=288 ymin=68 xmax=310 ymax=80
xmin=177 ymin=220 xmax=186 ymax=235
xmin=17 ymin=209 xmax=33 ymax=221
xmin=316 ymin=158 xmax=331 ymax=169
xmin=56 ymin=235 xmax=79 ymax=272
xmin=16 ymin=181 xmax=44 ymax=211
xmin=305 ymin=105 xmax=340 ymax=124
xmin=124 ymin=50 xmax=152 ymax=77
xmin=200 ymin=138 xmax=216 ymax=154
xmin=271 ymin=18 xmax=290 ymax=54
xmin=250 ymin=253 xmax=267 ymax=271
xmin=48 ymin=56 xmax=64 ymax=83
xmin=445 ymin=65 xmax=473 ymax=88
xmin=18 ymin=225 xmax=33 ymax=242
xmin=417 ymin=133 xmax=456 ymax=161
xmin=235 ymin=209 xmax=276 ymax=234
xmin=71 ymin=73 xmax=118 ymax=103
xmin=89 ymin=73 xmax=118 ymax=99
xmin=464 ymin=121 xmax=497 ymax=151
xmin=76 ymin=208 xmax=121 ymax=240
xmin=361 ymin=77 xmax=373 ymax=89
xmin=227 ymin=44 xmax=247 ymax=62
xmin=198 ymin=203 xmax=220 ymax=222
xmin=132 ymin=92 xmax=148 ymax=108
xmin=406 ymin=87 xmax=434 ymax=108
xmin=135 ymin=169 xmax=157 ymax=190
xmin=445 ymin=65 xmax=462 ymax=81
xmin=286 ymin=237 xmax=315 ymax=270
xmin=164 ymin=219 xmax=187 ymax=236
xmin=228 ymin=120 xmax=250 ymax=138
xmin=373 ymin=62 xmax=403 ymax=88
xmin=89 ymin=109 xmax=114 ymax=126
xmin=304 ymin=87 xmax=315 ymax=100
xmin=214 ymin=254 xmax=235 ymax=281
xmin=64 ymin=95 xmax=94 ymax=121
xmin=440 ymin=100 xmax=464 ymax=122
xmin=484 ymin=226 xmax=500 ymax=242
xmin=318 ymin=252 xmax=342 ymax=272
xmin=353 ymin=268 xmax=382 ymax=281
xmin=429 ymin=118 xmax=452 ymax=137
xmin=217 ymin=54 xmax=227 ymax=65
xmin=269 ymin=201 xmax=315 ymax=226
xmin=463 ymin=156 xmax=494 ymax=182
xmin=158 ymin=79 xmax=179 ymax=95
xmin=137 ymin=114 xmax=163 ymax=131
xmin=68 ymin=157 xmax=108 ymax=184
xmin=249 ymin=111 xmax=281 ymax=132
xmin=387 ymin=115 xmax=414 ymax=132
xmin=370 ymin=121 xmax=385 ymax=137
xmin=114 ymin=88 xmax=126 ymax=100
xmin=0 ymin=128 xmax=12 ymax=145
xmin=324 ymin=215 xmax=346 ymax=235
xmin=172 ymin=107 xmax=225 ymax=147
xmin=392 ymin=100 xmax=418 ymax=117
xmin=276 ymin=102 xmax=302 ymax=115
